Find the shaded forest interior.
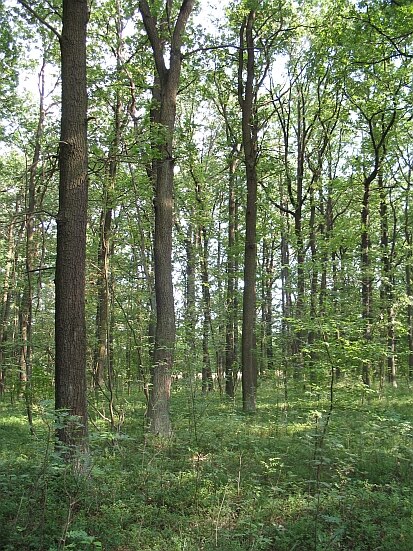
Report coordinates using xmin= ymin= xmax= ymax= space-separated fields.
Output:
xmin=1 ymin=0 xmax=413 ymax=549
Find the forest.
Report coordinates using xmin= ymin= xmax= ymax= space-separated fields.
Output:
xmin=1 ymin=0 xmax=413 ymax=549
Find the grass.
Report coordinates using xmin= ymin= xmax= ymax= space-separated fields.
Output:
xmin=1 ymin=375 xmax=413 ymax=550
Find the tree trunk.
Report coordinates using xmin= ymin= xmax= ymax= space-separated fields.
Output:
xmin=379 ymin=173 xmax=397 ymax=387
xmin=361 ymin=175 xmax=373 ymax=387
xmin=307 ymin=185 xmax=318 ymax=382
xmin=0 ymin=201 xmax=20 ymax=396
xmin=405 ymin=178 xmax=413 ymax=380
xmin=55 ymin=0 xmax=89 ymax=454
xmin=200 ymin=228 xmax=213 ymax=392
xmin=239 ymin=11 xmax=258 ymax=413
xmin=139 ymin=0 xmax=195 ymax=435
xmin=292 ymin=92 xmax=306 ymax=378
xmin=225 ymin=150 xmax=239 ymax=398
xmin=19 ymin=71 xmax=44 ymax=431
xmin=260 ymin=237 xmax=275 ymax=373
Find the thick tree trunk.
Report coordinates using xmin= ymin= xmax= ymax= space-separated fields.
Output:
xmin=139 ymin=0 xmax=195 ymax=435
xmin=55 ymin=0 xmax=89 ymax=453
xmin=239 ymin=11 xmax=258 ymax=413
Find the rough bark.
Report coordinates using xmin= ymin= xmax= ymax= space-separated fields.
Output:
xmin=55 ymin=0 xmax=89 ymax=453
xmin=239 ymin=11 xmax=258 ymax=413
xmin=139 ymin=0 xmax=195 ymax=435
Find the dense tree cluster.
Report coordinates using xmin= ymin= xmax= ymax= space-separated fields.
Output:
xmin=0 ymin=0 xmax=413 ymax=446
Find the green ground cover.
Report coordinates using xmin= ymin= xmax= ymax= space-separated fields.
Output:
xmin=1 ymin=377 xmax=413 ymax=550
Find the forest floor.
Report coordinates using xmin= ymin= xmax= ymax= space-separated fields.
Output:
xmin=1 ymin=375 xmax=413 ymax=550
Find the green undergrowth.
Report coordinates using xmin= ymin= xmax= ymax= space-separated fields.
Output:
xmin=1 ymin=377 xmax=413 ymax=550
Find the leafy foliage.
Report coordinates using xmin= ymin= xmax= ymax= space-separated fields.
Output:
xmin=1 ymin=380 xmax=413 ymax=550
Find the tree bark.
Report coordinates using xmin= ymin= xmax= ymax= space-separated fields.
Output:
xmin=379 ymin=173 xmax=397 ymax=387
xmin=225 ymin=150 xmax=239 ymax=398
xmin=239 ymin=11 xmax=258 ymax=413
xmin=139 ymin=0 xmax=195 ymax=435
xmin=55 ymin=0 xmax=89 ymax=454
xmin=200 ymin=227 xmax=213 ymax=392
xmin=0 ymin=201 xmax=20 ymax=395
xmin=404 ymin=177 xmax=413 ymax=380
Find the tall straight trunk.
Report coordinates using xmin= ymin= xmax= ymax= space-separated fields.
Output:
xmin=94 ymin=205 xmax=112 ymax=388
xmin=379 ymin=173 xmax=396 ymax=387
xmin=0 ymin=202 xmax=20 ymax=395
xmin=292 ymin=94 xmax=306 ymax=377
xmin=19 ymin=67 xmax=45 ymax=431
xmin=20 ymin=60 xmax=44 ymax=404
xmin=55 ymin=0 xmax=89 ymax=452
xmin=279 ymin=175 xmax=292 ymax=374
xmin=358 ymin=109 xmax=396 ymax=386
xmin=239 ymin=10 xmax=258 ymax=413
xmin=94 ymin=1 xmax=124 ymax=390
xmin=307 ymin=185 xmax=318 ymax=381
xmin=184 ymin=223 xmax=197 ymax=358
xmin=405 ymin=177 xmax=413 ymax=379
xmin=200 ymin=227 xmax=213 ymax=392
xmin=128 ymin=166 xmax=156 ymax=397
xmin=260 ymin=237 xmax=275 ymax=373
xmin=319 ymin=185 xmax=334 ymax=313
xmin=139 ymin=0 xmax=195 ymax=435
xmin=225 ymin=151 xmax=239 ymax=398
xmin=93 ymin=104 xmax=120 ymax=390
xmin=361 ymin=175 xmax=373 ymax=387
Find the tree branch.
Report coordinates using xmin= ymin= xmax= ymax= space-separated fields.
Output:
xmin=138 ymin=0 xmax=167 ymax=80
xmin=17 ymin=0 xmax=61 ymax=40
xmin=173 ymin=0 xmax=195 ymax=46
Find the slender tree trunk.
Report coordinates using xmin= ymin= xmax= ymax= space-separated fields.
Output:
xmin=379 ymin=173 xmax=397 ymax=387
xmin=225 ymin=151 xmax=238 ymax=398
xmin=94 ymin=102 xmax=121 ymax=390
xmin=292 ymin=94 xmax=306 ymax=378
xmin=260 ymin=237 xmax=275 ymax=373
xmin=94 ymin=4 xmax=125 ymax=391
xmin=405 ymin=177 xmax=413 ymax=380
xmin=319 ymin=185 xmax=334 ymax=314
xmin=200 ymin=227 xmax=213 ymax=392
xmin=184 ymin=223 xmax=197 ymax=360
xmin=280 ymin=191 xmax=292 ymax=376
xmin=19 ymin=77 xmax=44 ymax=431
xmin=0 ymin=203 xmax=20 ymax=395
xmin=361 ymin=174 xmax=373 ymax=387
xmin=55 ymin=0 xmax=89 ymax=453
xmin=307 ymin=185 xmax=318 ymax=382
